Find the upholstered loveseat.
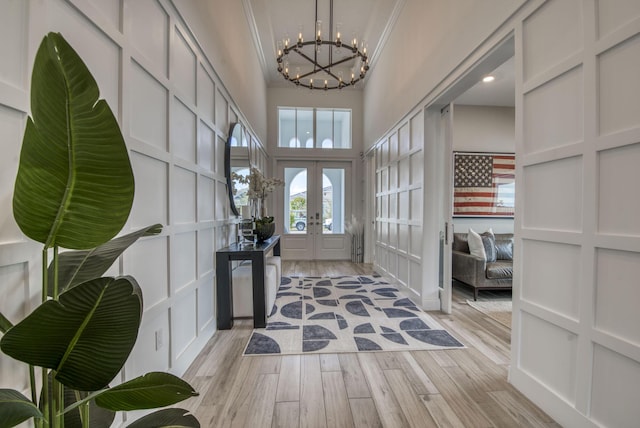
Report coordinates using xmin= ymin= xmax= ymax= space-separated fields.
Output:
xmin=452 ymin=230 xmax=514 ymax=300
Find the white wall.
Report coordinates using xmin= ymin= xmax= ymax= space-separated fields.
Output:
xmin=373 ymin=110 xmax=432 ymax=307
xmin=452 ymin=105 xmax=515 ymax=234
xmin=512 ymin=1 xmax=640 ymax=427
xmin=364 ymin=0 xmax=640 ymax=426
xmin=362 ymin=0 xmax=525 ymax=148
xmin=0 ymin=0 xmax=265 ymax=424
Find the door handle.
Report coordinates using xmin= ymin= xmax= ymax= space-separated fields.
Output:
xmin=444 ymin=222 xmax=449 ymax=245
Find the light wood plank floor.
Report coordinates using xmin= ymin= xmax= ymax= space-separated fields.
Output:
xmin=182 ymin=261 xmax=560 ymax=427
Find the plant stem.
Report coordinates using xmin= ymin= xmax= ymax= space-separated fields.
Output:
xmin=80 ymin=401 xmax=89 ymax=428
xmin=52 ymin=246 xmax=59 ymax=300
xmin=41 ymin=249 xmax=50 ymax=428
xmin=29 ymin=365 xmax=37 ymax=404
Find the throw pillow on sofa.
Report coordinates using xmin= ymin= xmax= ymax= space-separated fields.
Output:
xmin=468 ymin=228 xmax=486 ymax=260
xmin=481 ymin=229 xmax=497 ymax=262
xmin=468 ymin=228 xmax=497 ymax=262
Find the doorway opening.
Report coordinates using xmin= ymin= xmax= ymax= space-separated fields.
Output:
xmin=428 ymin=35 xmax=516 ymax=314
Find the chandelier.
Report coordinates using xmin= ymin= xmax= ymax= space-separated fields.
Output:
xmin=276 ymin=0 xmax=369 ymax=90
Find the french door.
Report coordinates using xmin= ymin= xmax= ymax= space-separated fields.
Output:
xmin=276 ymin=160 xmax=351 ymax=260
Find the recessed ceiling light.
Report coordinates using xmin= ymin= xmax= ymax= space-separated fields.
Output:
xmin=482 ymin=75 xmax=495 ymax=83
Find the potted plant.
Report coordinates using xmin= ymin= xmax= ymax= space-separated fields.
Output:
xmin=0 ymin=33 xmax=199 ymax=427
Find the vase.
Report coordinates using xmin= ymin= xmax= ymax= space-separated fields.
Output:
xmin=249 ymin=198 xmax=261 ymax=219
xmin=255 ymin=221 xmax=275 ymax=242
xmin=260 ymin=198 xmax=268 ymax=218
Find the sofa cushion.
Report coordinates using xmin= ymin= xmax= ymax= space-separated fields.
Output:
xmin=495 ymin=236 xmax=514 ymax=260
xmin=486 ymin=261 xmax=513 ymax=279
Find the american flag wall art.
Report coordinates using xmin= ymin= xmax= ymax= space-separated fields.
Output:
xmin=453 ymin=152 xmax=515 ymax=217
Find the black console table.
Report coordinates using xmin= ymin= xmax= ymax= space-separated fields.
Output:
xmin=216 ymin=235 xmax=280 ymax=329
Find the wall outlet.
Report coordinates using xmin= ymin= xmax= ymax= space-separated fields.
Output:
xmin=155 ymin=329 xmax=163 ymax=350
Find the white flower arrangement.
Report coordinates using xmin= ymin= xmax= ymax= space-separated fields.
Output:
xmin=232 ymin=167 xmax=284 ymax=203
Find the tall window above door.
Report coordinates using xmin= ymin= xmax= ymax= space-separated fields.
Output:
xmin=278 ymin=107 xmax=351 ymax=149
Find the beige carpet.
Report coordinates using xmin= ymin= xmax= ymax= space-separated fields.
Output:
xmin=466 ymin=300 xmax=512 ymax=328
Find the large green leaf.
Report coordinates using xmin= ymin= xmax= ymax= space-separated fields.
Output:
xmin=126 ymin=408 xmax=200 ymax=428
xmin=48 ymin=224 xmax=162 ymax=296
xmin=94 ymin=372 xmax=198 ymax=411
xmin=12 ymin=32 xmax=134 ymax=250
xmin=0 ymin=277 xmax=142 ymax=391
xmin=0 ymin=389 xmax=43 ymax=427
xmin=0 ymin=311 xmax=12 ymax=334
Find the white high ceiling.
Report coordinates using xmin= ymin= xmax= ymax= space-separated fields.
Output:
xmin=244 ymin=0 xmax=515 ymax=105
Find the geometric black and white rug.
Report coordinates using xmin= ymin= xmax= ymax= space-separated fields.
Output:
xmin=243 ymin=275 xmax=464 ymax=355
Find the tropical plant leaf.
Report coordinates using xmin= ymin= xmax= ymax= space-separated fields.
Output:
xmin=94 ymin=372 xmax=198 ymax=411
xmin=126 ymin=408 xmax=200 ymax=428
xmin=0 ymin=389 xmax=43 ymax=427
xmin=0 ymin=276 xmax=142 ymax=391
xmin=0 ymin=311 xmax=12 ymax=334
xmin=48 ymin=224 xmax=162 ymax=296
xmin=12 ymin=32 xmax=134 ymax=250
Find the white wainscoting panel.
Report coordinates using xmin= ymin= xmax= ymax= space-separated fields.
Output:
xmin=171 ymin=98 xmax=197 ymax=163
xmin=198 ymin=176 xmax=215 ymax=222
xmin=129 ymin=61 xmax=168 ymax=150
xmin=127 ymin=309 xmax=171 ymax=377
xmin=598 ymin=143 xmax=640 ymax=235
xmin=215 ymin=89 xmax=228 ymax=135
xmin=172 ymin=166 xmax=197 ymax=224
xmin=129 ymin=151 xmax=169 ymax=227
xmin=171 ymin=27 xmax=196 ymax=105
xmin=171 ymin=231 xmax=197 ymax=293
xmin=172 ymin=289 xmax=197 ymax=359
xmin=590 ymin=344 xmax=640 ymax=428
xmin=197 ymin=65 xmax=215 ymax=123
xmin=598 ymin=35 xmax=640 ymax=136
xmin=197 ymin=227 xmax=215 ymax=277
xmin=519 ymin=312 xmax=578 ymax=404
xmin=0 ymin=106 xmax=25 ymax=243
xmin=522 ymin=156 xmax=583 ymax=231
xmin=127 ymin=0 xmax=168 ymax=76
xmin=0 ymin=0 xmax=28 ymax=91
xmin=50 ymin=0 xmax=121 ymax=116
xmin=521 ymin=0 xmax=582 ymax=81
xmin=523 ymin=67 xmax=584 ymax=154
xmin=197 ymin=271 xmax=215 ymax=331
xmin=595 ymin=248 xmax=640 ymax=346
xmin=215 ymin=135 xmax=226 ymax=174
xmin=521 ymin=239 xmax=580 ymax=320
xmin=0 ymin=264 xmax=30 ymax=391
xmin=125 ymin=236 xmax=169 ymax=308
xmin=197 ymin=120 xmax=215 ymax=171
xmin=597 ymin=0 xmax=640 ymax=38
xmin=87 ymin=0 xmax=121 ymax=30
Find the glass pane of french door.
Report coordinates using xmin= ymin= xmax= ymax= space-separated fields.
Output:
xmin=284 ymin=167 xmax=308 ymax=234
xmin=321 ymin=168 xmax=344 ymax=234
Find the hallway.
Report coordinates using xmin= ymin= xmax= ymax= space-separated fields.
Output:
xmin=181 ymin=261 xmax=559 ymax=427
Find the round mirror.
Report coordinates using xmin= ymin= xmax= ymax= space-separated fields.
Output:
xmin=225 ymin=122 xmax=250 ymax=216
